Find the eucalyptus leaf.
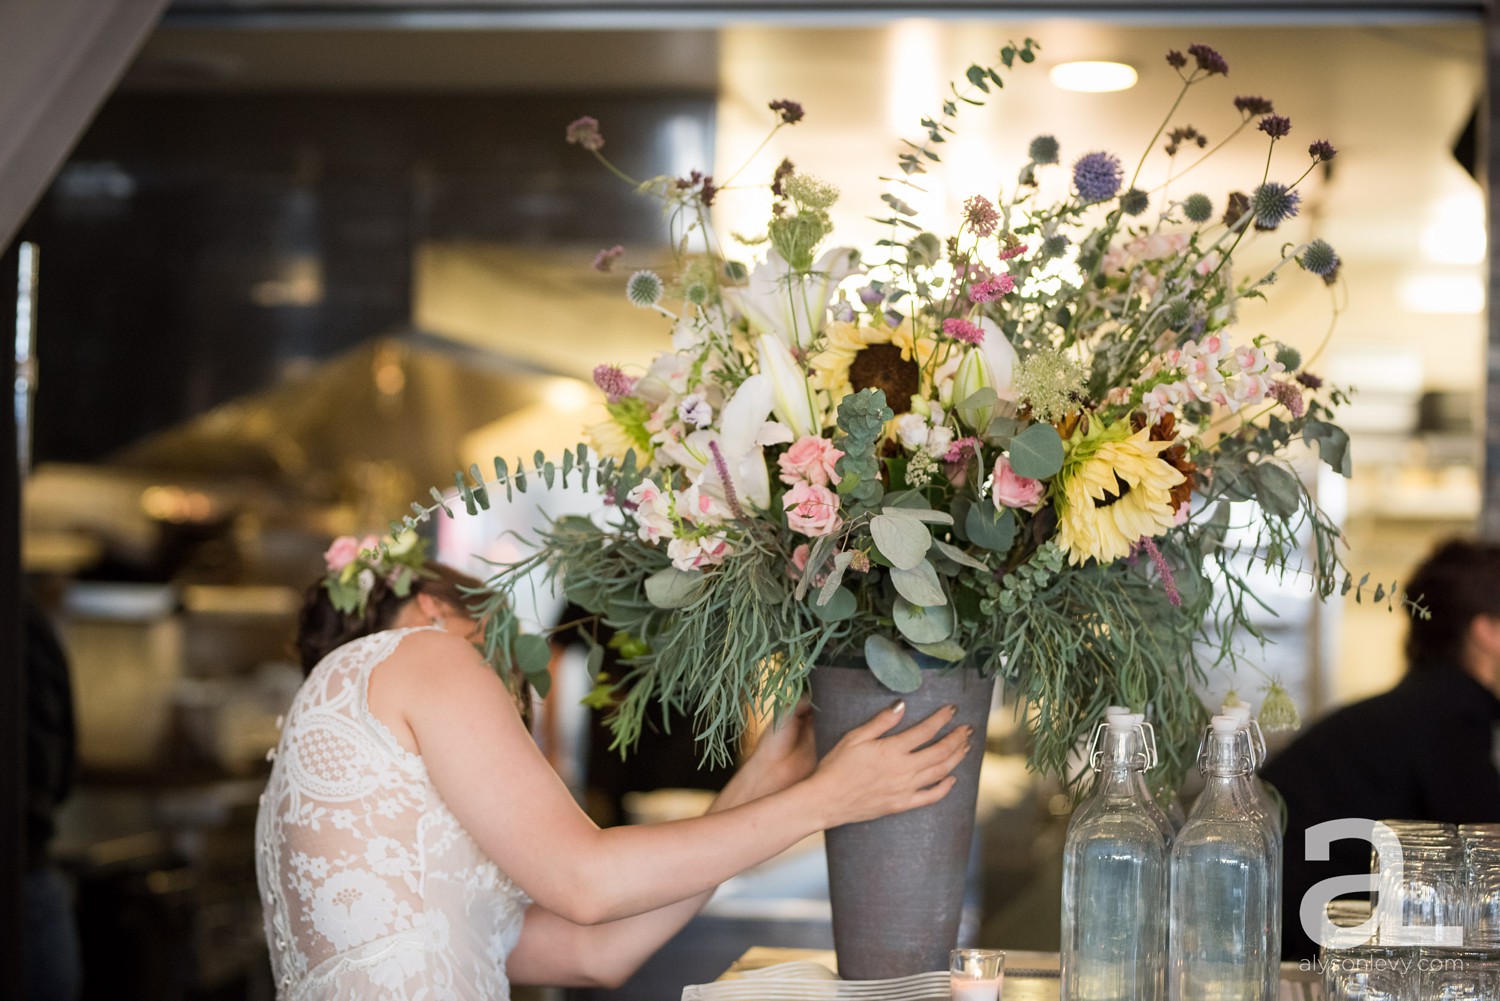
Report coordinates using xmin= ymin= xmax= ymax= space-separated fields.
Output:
xmin=893 ymin=596 xmax=954 ymax=644
xmin=1007 ymin=423 xmax=1065 ymax=479
xmin=957 ymin=387 xmax=998 ymax=412
xmin=817 ymin=552 xmax=856 ymax=605
xmin=913 ymin=640 xmax=967 ymax=662
xmin=863 ymin=634 xmax=923 ymax=693
xmin=810 ymin=586 xmax=857 ymax=622
xmin=1303 ymin=418 xmax=1353 ymax=478
xmin=965 ymin=501 xmax=1017 ymax=553
xmin=985 ymin=415 xmax=1024 ymax=445
xmin=880 ymin=505 xmax=954 ymax=525
xmin=794 ymin=533 xmax=839 ymax=601
xmin=870 ymin=513 xmax=932 ymax=570
xmin=932 ymin=538 xmax=990 ymax=571
xmin=584 ymin=643 xmax=605 ymax=679
xmin=512 ymin=633 xmax=552 ymax=676
xmin=891 ymin=560 xmax=947 ymax=606
xmin=644 ymin=566 xmax=707 ymax=609
xmin=1251 ymin=463 xmax=1302 ymax=519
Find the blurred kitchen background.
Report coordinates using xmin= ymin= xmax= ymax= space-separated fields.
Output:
xmin=1 ymin=1 xmax=1489 ymax=998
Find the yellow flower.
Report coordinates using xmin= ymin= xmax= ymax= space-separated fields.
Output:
xmin=807 ymin=319 xmax=932 ymax=417
xmin=1054 ymin=422 xmax=1185 ymax=566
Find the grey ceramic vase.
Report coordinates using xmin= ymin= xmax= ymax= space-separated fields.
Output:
xmin=809 ymin=659 xmax=995 ymax=980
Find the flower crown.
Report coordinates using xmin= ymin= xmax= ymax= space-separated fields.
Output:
xmin=321 ymin=530 xmax=430 ymax=616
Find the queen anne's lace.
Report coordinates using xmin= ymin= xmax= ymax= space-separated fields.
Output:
xmin=255 ymin=627 xmax=530 ymax=1000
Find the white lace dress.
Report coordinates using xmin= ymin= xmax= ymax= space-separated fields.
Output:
xmin=255 ymin=627 xmax=531 ymax=1000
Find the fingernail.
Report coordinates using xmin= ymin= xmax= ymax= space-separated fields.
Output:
xmin=891 ymin=700 xmax=906 ymax=715
xmin=945 ymin=704 xmax=958 ymax=715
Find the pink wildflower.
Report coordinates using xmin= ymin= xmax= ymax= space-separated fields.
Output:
xmin=1268 ymin=380 xmax=1306 ymax=418
xmin=944 ymin=436 xmax=981 ymax=464
xmin=1138 ymin=537 xmax=1181 ymax=608
xmin=565 ymin=116 xmax=604 ymax=151
xmin=969 ymin=273 xmax=1016 ymax=303
xmin=942 ymin=317 xmax=985 ymax=345
xmin=592 ymin=364 xmax=636 ymax=403
xmin=998 ymin=237 xmax=1029 ymax=261
xmin=592 ymin=245 xmax=624 ymax=272
xmin=963 ymin=195 xmax=1000 ymax=237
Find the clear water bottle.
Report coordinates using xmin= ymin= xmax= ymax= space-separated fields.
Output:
xmin=1062 ymin=714 xmax=1170 ymax=1001
xmin=1104 ymin=706 xmax=1176 ymax=847
xmin=1170 ymin=716 xmax=1276 ymax=1001
xmin=1218 ymin=706 xmax=1284 ymax=997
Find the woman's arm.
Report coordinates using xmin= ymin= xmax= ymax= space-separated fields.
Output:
xmin=505 ymin=703 xmax=820 ymax=987
xmin=382 ymin=631 xmax=969 ymax=927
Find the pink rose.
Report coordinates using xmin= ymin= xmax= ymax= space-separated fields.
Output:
xmin=324 ymin=535 xmax=378 ymax=573
xmin=991 ymin=456 xmax=1045 ymax=511
xmin=777 ymin=435 xmax=844 ymax=487
xmin=783 ymin=481 xmax=843 ymax=537
xmin=789 ymin=543 xmax=811 ymax=579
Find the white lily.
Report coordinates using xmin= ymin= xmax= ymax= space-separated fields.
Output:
xmin=756 ymin=335 xmax=821 ymax=440
xmin=978 ymin=316 xmax=1020 ymax=399
xmin=952 ymin=348 xmax=996 ymax=431
xmin=656 ymin=376 xmax=777 ymax=512
xmin=730 ymin=247 xmax=862 ymax=350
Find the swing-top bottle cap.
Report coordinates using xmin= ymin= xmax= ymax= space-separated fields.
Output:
xmin=1209 ymin=715 xmax=1241 ymax=735
xmin=1103 ymin=705 xmax=1133 ymax=718
xmin=1220 ymin=705 xmax=1252 ymax=723
xmin=1107 ymin=712 xmax=1145 ymax=730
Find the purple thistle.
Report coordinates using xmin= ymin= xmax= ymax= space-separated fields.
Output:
xmin=1187 ymin=43 xmax=1229 ymax=76
xmin=1139 ymin=537 xmax=1181 ymax=608
xmin=592 ymin=364 xmax=636 ymax=403
xmin=1072 ymin=151 xmax=1124 ymax=203
xmin=942 ymin=317 xmax=985 ymax=345
xmin=707 ymin=440 xmax=747 ymax=520
xmin=1308 ymin=139 xmax=1338 ymax=162
xmin=1234 ymin=95 xmax=1274 ymax=116
xmin=1257 ymin=114 xmax=1292 ymax=140
xmin=1250 ymin=182 xmax=1301 ymax=230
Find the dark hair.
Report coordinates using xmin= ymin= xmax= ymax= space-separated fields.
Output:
xmin=295 ymin=561 xmax=485 ymax=674
xmin=1403 ymin=538 xmax=1500 ymax=673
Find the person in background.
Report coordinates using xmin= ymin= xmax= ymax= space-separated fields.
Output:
xmin=257 ymin=535 xmax=971 ymax=998
xmin=23 ymin=587 xmax=83 ymax=1001
xmin=1262 ymin=538 xmax=1500 ymax=959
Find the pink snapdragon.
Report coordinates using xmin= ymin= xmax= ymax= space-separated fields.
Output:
xmin=783 ymin=481 xmax=843 ymax=537
xmin=777 ymin=435 xmax=843 ymax=487
xmin=667 ymin=533 xmax=730 ymax=571
xmin=626 ymin=479 xmax=676 ymax=542
xmin=991 ymin=456 xmax=1045 ymax=511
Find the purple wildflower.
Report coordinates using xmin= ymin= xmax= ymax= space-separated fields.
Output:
xmin=1258 ymin=114 xmax=1292 ymax=140
xmin=942 ymin=318 xmax=984 ymax=345
xmin=1165 ymin=50 xmax=1188 ymax=70
xmin=1187 ymin=43 xmax=1229 ymax=76
xmin=1296 ymin=371 xmax=1324 ymax=390
xmin=592 ymin=245 xmax=624 ymax=272
xmin=1234 ymin=95 xmax=1274 ymax=116
xmin=963 ymin=195 xmax=1000 ymax=237
xmin=945 ymin=436 xmax=981 ymax=464
xmin=1139 ymin=537 xmax=1181 ymax=608
xmin=768 ymin=99 xmax=804 ymax=125
xmin=565 ymin=116 xmax=604 ymax=152
xmin=592 ymin=364 xmax=636 ymax=403
xmin=998 ymin=235 xmax=1029 ymax=261
xmin=1308 ymin=139 xmax=1338 ymax=162
xmin=707 ymin=440 xmax=747 ymax=519
xmin=771 ymin=157 xmax=795 ymax=197
xmin=1072 ymin=151 xmax=1124 ymax=203
xmin=969 ymin=274 xmax=1015 ymax=303
xmin=1269 ymin=380 xmax=1306 ymax=419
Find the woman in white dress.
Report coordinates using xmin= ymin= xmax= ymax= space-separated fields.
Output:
xmin=256 ymin=539 xmax=972 ymax=999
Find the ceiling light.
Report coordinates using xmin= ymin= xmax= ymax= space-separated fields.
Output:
xmin=1397 ymin=274 xmax=1485 ymax=315
xmin=1050 ymin=61 xmax=1138 ymax=93
xmin=1420 ymin=191 xmax=1486 ymax=266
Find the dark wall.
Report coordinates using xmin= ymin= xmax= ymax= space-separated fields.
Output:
xmin=26 ymin=91 xmax=712 ymax=462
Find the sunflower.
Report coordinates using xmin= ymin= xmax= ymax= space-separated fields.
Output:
xmin=1053 ymin=420 xmax=1185 ymax=566
xmin=807 ymin=319 xmax=934 ymax=417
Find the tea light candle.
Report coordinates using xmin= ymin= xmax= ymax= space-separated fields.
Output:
xmin=950 ymin=974 xmax=1004 ymax=1001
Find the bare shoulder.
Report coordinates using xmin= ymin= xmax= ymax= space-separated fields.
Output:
xmin=380 ymin=629 xmax=500 ymax=697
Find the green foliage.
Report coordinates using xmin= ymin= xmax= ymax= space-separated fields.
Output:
xmin=832 ymin=389 xmax=895 ymax=517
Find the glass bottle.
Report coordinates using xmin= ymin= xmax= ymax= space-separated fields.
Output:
xmin=1218 ymin=707 xmax=1283 ymax=997
xmin=1170 ymin=716 xmax=1276 ymax=1001
xmin=1062 ymin=714 xmax=1170 ymax=1001
xmin=1104 ymin=707 xmax=1176 ymax=847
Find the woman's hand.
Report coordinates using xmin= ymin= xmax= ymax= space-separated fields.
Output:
xmin=734 ymin=700 xmax=817 ymax=801
xmin=804 ymin=701 xmax=971 ymax=828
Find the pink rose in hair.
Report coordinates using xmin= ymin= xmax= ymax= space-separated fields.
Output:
xmin=991 ymin=455 xmax=1045 ymax=511
xmin=777 ymin=435 xmax=844 ymax=487
xmin=783 ymin=481 xmax=843 ymax=537
xmin=323 ymin=536 xmax=361 ymax=573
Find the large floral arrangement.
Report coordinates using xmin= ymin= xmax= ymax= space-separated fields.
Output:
xmin=402 ymin=40 xmax=1383 ymax=784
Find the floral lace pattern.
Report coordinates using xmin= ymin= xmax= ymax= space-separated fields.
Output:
xmin=255 ymin=628 xmax=530 ymax=1000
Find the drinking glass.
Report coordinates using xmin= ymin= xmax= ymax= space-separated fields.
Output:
xmin=1416 ymin=948 xmax=1500 ymax=1000
xmin=1321 ymin=946 xmax=1415 ymax=1001
xmin=950 ymin=948 xmax=1005 ymax=1001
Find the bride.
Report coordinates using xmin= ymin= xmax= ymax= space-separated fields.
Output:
xmin=255 ymin=537 xmax=973 ymax=999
